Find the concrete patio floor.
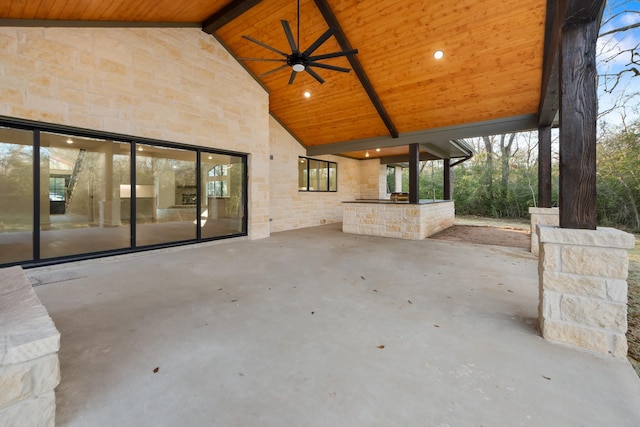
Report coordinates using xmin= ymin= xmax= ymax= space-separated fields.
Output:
xmin=31 ymin=223 xmax=640 ymax=426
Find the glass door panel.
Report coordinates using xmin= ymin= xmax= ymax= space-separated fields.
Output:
xmin=135 ymin=144 xmax=197 ymax=246
xmin=200 ymin=153 xmax=245 ymax=238
xmin=39 ymin=132 xmax=131 ymax=259
xmin=0 ymin=127 xmax=34 ymax=264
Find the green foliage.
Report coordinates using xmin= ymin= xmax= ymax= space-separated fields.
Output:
xmin=596 ymin=121 xmax=640 ymax=231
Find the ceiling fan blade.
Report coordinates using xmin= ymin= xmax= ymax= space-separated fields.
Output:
xmin=309 ymin=62 xmax=351 ymax=73
xmin=259 ymin=64 xmax=290 ymax=77
xmin=288 ymin=69 xmax=297 ymax=85
xmin=239 ymin=58 xmax=287 ymax=62
xmin=242 ymin=35 xmax=289 ymax=57
xmin=309 ymin=49 xmax=358 ymax=62
xmin=302 ymin=28 xmax=335 ymax=56
xmin=281 ymin=20 xmax=298 ymax=52
xmin=305 ymin=67 xmax=325 ymax=84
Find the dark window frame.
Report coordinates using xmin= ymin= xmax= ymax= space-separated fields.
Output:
xmin=0 ymin=115 xmax=249 ymax=268
xmin=298 ymin=156 xmax=337 ymax=192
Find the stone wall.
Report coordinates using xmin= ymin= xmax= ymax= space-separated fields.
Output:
xmin=529 ymin=207 xmax=559 ymax=255
xmin=269 ymin=117 xmax=362 ymax=232
xmin=343 ymin=201 xmax=454 ymax=240
xmin=0 ymin=266 xmax=61 ymax=426
xmin=0 ymin=27 xmax=270 ymax=239
xmin=359 ymin=159 xmax=382 ymax=199
xmin=537 ymin=225 xmax=635 ymax=357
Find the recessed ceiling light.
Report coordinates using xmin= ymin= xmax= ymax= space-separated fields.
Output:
xmin=433 ymin=50 xmax=444 ymax=60
xmin=376 ymin=148 xmax=381 ymax=152
xmin=137 ymin=147 xmax=143 ymax=151
xmin=66 ymin=138 xmax=73 ymax=144
xmin=304 ymin=91 xmax=311 ymax=98
xmin=365 ymin=151 xmax=370 ymax=158
xmin=208 ymin=156 xmax=213 ymax=160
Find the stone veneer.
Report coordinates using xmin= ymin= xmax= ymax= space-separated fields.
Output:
xmin=268 ymin=117 xmax=362 ymax=233
xmin=529 ymin=207 xmax=559 ymax=255
xmin=0 ymin=266 xmax=61 ymax=427
xmin=0 ymin=27 xmax=270 ymax=239
xmin=537 ymin=225 xmax=635 ymax=357
xmin=342 ymin=201 xmax=454 ymax=240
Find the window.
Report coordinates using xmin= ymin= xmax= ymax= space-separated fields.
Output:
xmin=298 ymin=156 xmax=337 ymax=192
xmin=207 ymin=164 xmax=228 ymax=197
xmin=0 ymin=118 xmax=248 ymax=267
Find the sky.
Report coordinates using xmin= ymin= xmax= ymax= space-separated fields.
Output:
xmin=597 ymin=0 xmax=640 ymax=127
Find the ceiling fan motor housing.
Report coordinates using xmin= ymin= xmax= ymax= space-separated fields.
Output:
xmin=288 ymin=52 xmax=309 ymax=72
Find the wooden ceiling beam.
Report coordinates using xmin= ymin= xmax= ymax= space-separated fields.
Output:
xmin=313 ymin=0 xmax=398 ymax=138
xmin=202 ymin=0 xmax=263 ymax=34
xmin=307 ymin=114 xmax=537 ymax=156
xmin=538 ymin=0 xmax=606 ymax=127
xmin=538 ymin=0 xmax=561 ymax=126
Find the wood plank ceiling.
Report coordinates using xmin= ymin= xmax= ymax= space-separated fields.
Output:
xmin=1 ymin=0 xmax=548 ymax=161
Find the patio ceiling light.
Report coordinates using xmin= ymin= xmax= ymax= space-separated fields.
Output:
xmin=433 ymin=50 xmax=444 ymax=59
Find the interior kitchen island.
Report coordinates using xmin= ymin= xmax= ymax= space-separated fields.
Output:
xmin=342 ymin=199 xmax=454 ymax=240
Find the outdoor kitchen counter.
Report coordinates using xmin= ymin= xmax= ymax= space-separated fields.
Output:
xmin=342 ymin=199 xmax=454 ymax=240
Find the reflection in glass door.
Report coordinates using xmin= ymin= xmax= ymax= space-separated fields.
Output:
xmin=200 ymin=153 xmax=245 ymax=238
xmin=135 ymin=144 xmax=197 ymax=247
xmin=39 ymin=132 xmax=131 ymax=259
xmin=0 ymin=127 xmax=34 ymax=264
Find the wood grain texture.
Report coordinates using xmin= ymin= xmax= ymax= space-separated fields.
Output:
xmin=559 ymin=20 xmax=598 ymax=229
xmin=1 ymin=0 xmax=228 ymax=21
xmin=2 ymin=0 xmax=548 ymax=159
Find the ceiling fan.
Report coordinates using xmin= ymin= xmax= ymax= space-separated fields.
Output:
xmin=239 ymin=0 xmax=358 ymax=85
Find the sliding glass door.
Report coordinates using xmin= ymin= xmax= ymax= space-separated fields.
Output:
xmin=39 ymin=132 xmax=131 ymax=259
xmin=0 ymin=127 xmax=34 ymax=264
xmin=0 ymin=119 xmax=248 ymax=268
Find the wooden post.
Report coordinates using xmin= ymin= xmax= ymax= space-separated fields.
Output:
xmin=558 ymin=20 xmax=598 ymax=229
xmin=409 ymin=143 xmax=419 ymax=204
xmin=538 ymin=125 xmax=552 ymax=208
xmin=443 ymin=159 xmax=452 ymax=201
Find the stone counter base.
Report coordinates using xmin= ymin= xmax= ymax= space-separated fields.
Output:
xmin=537 ymin=225 xmax=635 ymax=357
xmin=1 ymin=266 xmax=60 ymax=427
xmin=343 ymin=201 xmax=454 ymax=240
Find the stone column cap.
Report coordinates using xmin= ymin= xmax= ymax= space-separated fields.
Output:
xmin=537 ymin=225 xmax=635 ymax=249
xmin=0 ymin=266 xmax=61 ymax=365
xmin=529 ymin=207 xmax=559 ymax=214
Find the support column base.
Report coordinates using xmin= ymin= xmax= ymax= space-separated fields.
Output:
xmin=529 ymin=207 xmax=559 ymax=255
xmin=538 ymin=225 xmax=635 ymax=357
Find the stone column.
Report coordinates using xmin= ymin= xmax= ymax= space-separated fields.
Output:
xmin=529 ymin=207 xmax=559 ymax=255
xmin=537 ymin=225 xmax=635 ymax=357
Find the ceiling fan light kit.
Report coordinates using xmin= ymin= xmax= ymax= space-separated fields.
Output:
xmin=239 ymin=0 xmax=358 ymax=84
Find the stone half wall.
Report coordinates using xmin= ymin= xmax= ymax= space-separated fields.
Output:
xmin=269 ymin=117 xmax=362 ymax=233
xmin=0 ymin=266 xmax=61 ymax=427
xmin=343 ymin=201 xmax=455 ymax=240
xmin=0 ymin=27 xmax=270 ymax=239
xmin=537 ymin=225 xmax=635 ymax=357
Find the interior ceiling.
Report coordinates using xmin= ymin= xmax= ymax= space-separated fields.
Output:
xmin=1 ymin=0 xmax=548 ymax=161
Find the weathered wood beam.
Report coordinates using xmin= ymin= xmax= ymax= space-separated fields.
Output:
xmin=559 ymin=19 xmax=599 ymax=229
xmin=313 ymin=0 xmax=398 ymax=138
xmin=538 ymin=125 xmax=553 ymax=208
xmin=202 ymin=0 xmax=263 ymax=34
xmin=443 ymin=159 xmax=452 ymax=201
xmin=564 ymin=0 xmax=606 ymax=25
xmin=538 ymin=0 xmax=561 ymax=126
xmin=409 ymin=143 xmax=420 ymax=204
